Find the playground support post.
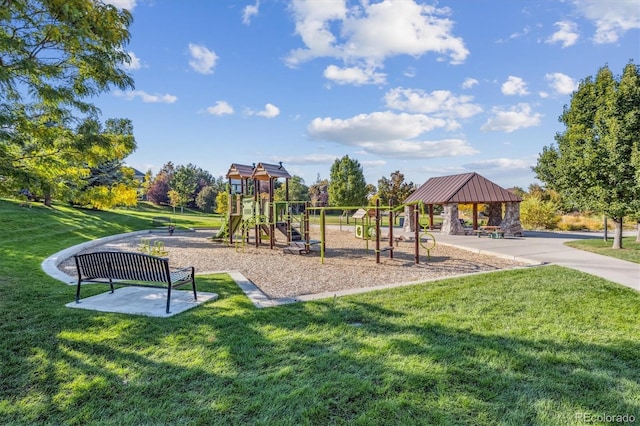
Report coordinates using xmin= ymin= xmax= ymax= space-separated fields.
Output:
xmin=414 ymin=209 xmax=420 ymax=264
xmin=388 ymin=202 xmax=394 ymax=259
xmin=304 ymin=202 xmax=311 ymax=253
xmin=375 ymin=199 xmax=381 ymax=264
xmin=320 ymin=209 xmax=326 ymax=264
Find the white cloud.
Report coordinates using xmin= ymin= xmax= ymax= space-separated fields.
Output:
xmin=206 ymin=101 xmax=234 ymax=116
xmin=463 ymin=158 xmax=530 ymax=171
xmin=248 ymin=103 xmax=280 ymax=118
xmin=243 ymin=1 xmax=260 ymax=25
xmin=404 ymin=67 xmax=417 ymax=78
xmin=481 ymin=103 xmax=542 ymax=133
xmin=309 ymin=111 xmax=447 ymax=143
xmin=114 ymin=90 xmax=177 ymax=104
xmin=545 ymin=72 xmax=578 ymax=95
xmin=188 ymin=43 xmax=218 ymax=74
xmin=104 ymin=0 xmax=136 ymax=11
xmin=574 ymin=0 xmax=640 ymax=44
xmin=122 ymin=51 xmax=142 ymax=71
xmin=277 ymin=154 xmax=343 ymax=165
xmin=323 ymin=64 xmax=386 ymax=85
xmin=307 ymin=111 xmax=477 ymax=159
xmin=361 ymin=160 xmax=387 ymax=167
xmin=501 ymin=76 xmax=530 ymax=96
xmin=358 ymin=138 xmax=478 ymax=159
xmin=461 ymin=78 xmax=479 ymax=89
xmin=546 ymin=21 xmax=580 ymax=48
xmin=385 ymin=87 xmax=482 ymax=120
xmin=286 ymin=0 xmax=469 ymax=83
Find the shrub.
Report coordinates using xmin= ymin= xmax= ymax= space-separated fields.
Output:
xmin=520 ymin=194 xmax=560 ymax=230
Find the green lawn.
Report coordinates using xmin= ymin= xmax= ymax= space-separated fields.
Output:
xmin=565 ymin=237 xmax=640 ymax=264
xmin=1 ymin=198 xmax=639 ymax=425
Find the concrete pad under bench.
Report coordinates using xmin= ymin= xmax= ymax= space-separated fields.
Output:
xmin=67 ymin=287 xmax=219 ymax=318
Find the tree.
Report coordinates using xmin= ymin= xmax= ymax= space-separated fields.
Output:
xmin=533 ymin=62 xmax=640 ymax=249
xmin=328 ymin=155 xmax=368 ymax=207
xmin=170 ymin=164 xmax=200 ymax=212
xmin=1 ymin=0 xmax=135 ymax=199
xmin=520 ymin=194 xmax=560 ymax=230
xmin=147 ymin=163 xmax=174 ymax=205
xmin=195 ymin=186 xmax=217 ymax=213
xmin=377 ymin=170 xmax=416 ymax=207
xmin=8 ymin=116 xmax=136 ymax=206
xmin=215 ymin=191 xmax=229 ymax=215
xmin=274 ymin=175 xmax=309 ymax=202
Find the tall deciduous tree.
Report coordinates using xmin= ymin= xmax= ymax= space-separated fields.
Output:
xmin=274 ymin=175 xmax=309 ymax=202
xmin=170 ymin=166 xmax=197 ymax=213
xmin=377 ymin=170 xmax=416 ymax=207
xmin=533 ymin=62 xmax=640 ymax=249
xmin=147 ymin=162 xmax=174 ymax=205
xmin=328 ymin=155 xmax=368 ymax=208
xmin=0 ymin=0 xmax=134 ymax=200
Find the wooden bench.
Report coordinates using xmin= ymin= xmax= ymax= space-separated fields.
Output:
xmin=74 ymin=251 xmax=196 ymax=314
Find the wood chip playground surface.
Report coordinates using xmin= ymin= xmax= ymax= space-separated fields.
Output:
xmin=57 ymin=227 xmax=528 ymax=301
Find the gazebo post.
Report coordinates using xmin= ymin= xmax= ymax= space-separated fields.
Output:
xmin=429 ymin=204 xmax=434 ymax=229
xmin=472 ymin=203 xmax=478 ymax=229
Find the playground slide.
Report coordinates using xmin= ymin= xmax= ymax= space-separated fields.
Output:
xmin=215 ymin=215 xmax=242 ymax=239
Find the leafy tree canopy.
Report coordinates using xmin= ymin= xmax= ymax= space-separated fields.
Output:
xmin=0 ymin=0 xmax=135 ymax=201
xmin=328 ymin=155 xmax=368 ymax=207
xmin=533 ymin=62 xmax=640 ymax=248
xmin=377 ymin=170 xmax=416 ymax=207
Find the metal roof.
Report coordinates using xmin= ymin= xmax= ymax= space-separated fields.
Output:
xmin=251 ymin=162 xmax=292 ymax=180
xmin=404 ymin=172 xmax=522 ymax=204
xmin=226 ymin=163 xmax=255 ymax=179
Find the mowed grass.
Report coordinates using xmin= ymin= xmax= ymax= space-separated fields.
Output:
xmin=565 ymin=237 xmax=640 ymax=264
xmin=1 ymin=198 xmax=639 ymax=425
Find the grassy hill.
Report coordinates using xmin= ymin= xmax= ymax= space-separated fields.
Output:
xmin=1 ymin=198 xmax=639 ymax=425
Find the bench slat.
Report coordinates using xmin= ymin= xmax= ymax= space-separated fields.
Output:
xmin=74 ymin=251 xmax=196 ymax=314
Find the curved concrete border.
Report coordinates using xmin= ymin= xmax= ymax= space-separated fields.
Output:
xmin=41 ymin=230 xmax=154 ymax=285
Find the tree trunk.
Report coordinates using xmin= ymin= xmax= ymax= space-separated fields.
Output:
xmin=43 ymin=188 xmax=52 ymax=207
xmin=636 ymin=220 xmax=640 ymax=243
xmin=611 ymin=217 xmax=623 ymax=249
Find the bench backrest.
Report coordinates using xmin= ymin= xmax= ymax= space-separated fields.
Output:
xmin=74 ymin=251 xmax=171 ymax=283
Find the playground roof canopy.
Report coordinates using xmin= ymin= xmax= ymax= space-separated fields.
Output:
xmin=226 ymin=163 xmax=254 ymax=180
xmin=251 ymin=162 xmax=292 ymax=181
xmin=404 ymin=172 xmax=522 ymax=204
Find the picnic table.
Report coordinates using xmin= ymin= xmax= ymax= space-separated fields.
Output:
xmin=473 ymin=226 xmax=505 ymax=239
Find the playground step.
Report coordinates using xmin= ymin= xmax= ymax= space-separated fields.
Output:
xmin=283 ymin=245 xmax=306 ymax=255
xmin=275 ymin=221 xmax=302 ymax=241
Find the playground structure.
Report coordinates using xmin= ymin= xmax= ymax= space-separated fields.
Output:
xmin=214 ymin=161 xmax=437 ymax=265
xmin=216 ymin=162 xmax=306 ymax=251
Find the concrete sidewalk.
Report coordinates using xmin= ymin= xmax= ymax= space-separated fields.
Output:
xmin=431 ymin=230 xmax=639 ymax=292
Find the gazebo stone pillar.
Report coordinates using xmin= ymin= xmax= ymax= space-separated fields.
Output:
xmin=442 ymin=203 xmax=464 ymax=235
xmin=403 ymin=205 xmax=415 ymax=232
xmin=500 ymin=202 xmax=522 ymax=236
xmin=487 ymin=202 xmax=503 ymax=226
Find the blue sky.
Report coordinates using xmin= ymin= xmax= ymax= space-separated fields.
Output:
xmin=99 ymin=0 xmax=639 ymax=189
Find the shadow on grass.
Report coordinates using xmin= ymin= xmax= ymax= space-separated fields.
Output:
xmin=2 ymin=204 xmax=639 ymax=426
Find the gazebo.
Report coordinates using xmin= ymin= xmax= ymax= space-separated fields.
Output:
xmin=403 ymin=172 xmax=522 ymax=235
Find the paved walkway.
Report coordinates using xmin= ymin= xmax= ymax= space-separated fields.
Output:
xmin=43 ymin=228 xmax=639 ymax=314
xmin=430 ymin=230 xmax=639 ymax=291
